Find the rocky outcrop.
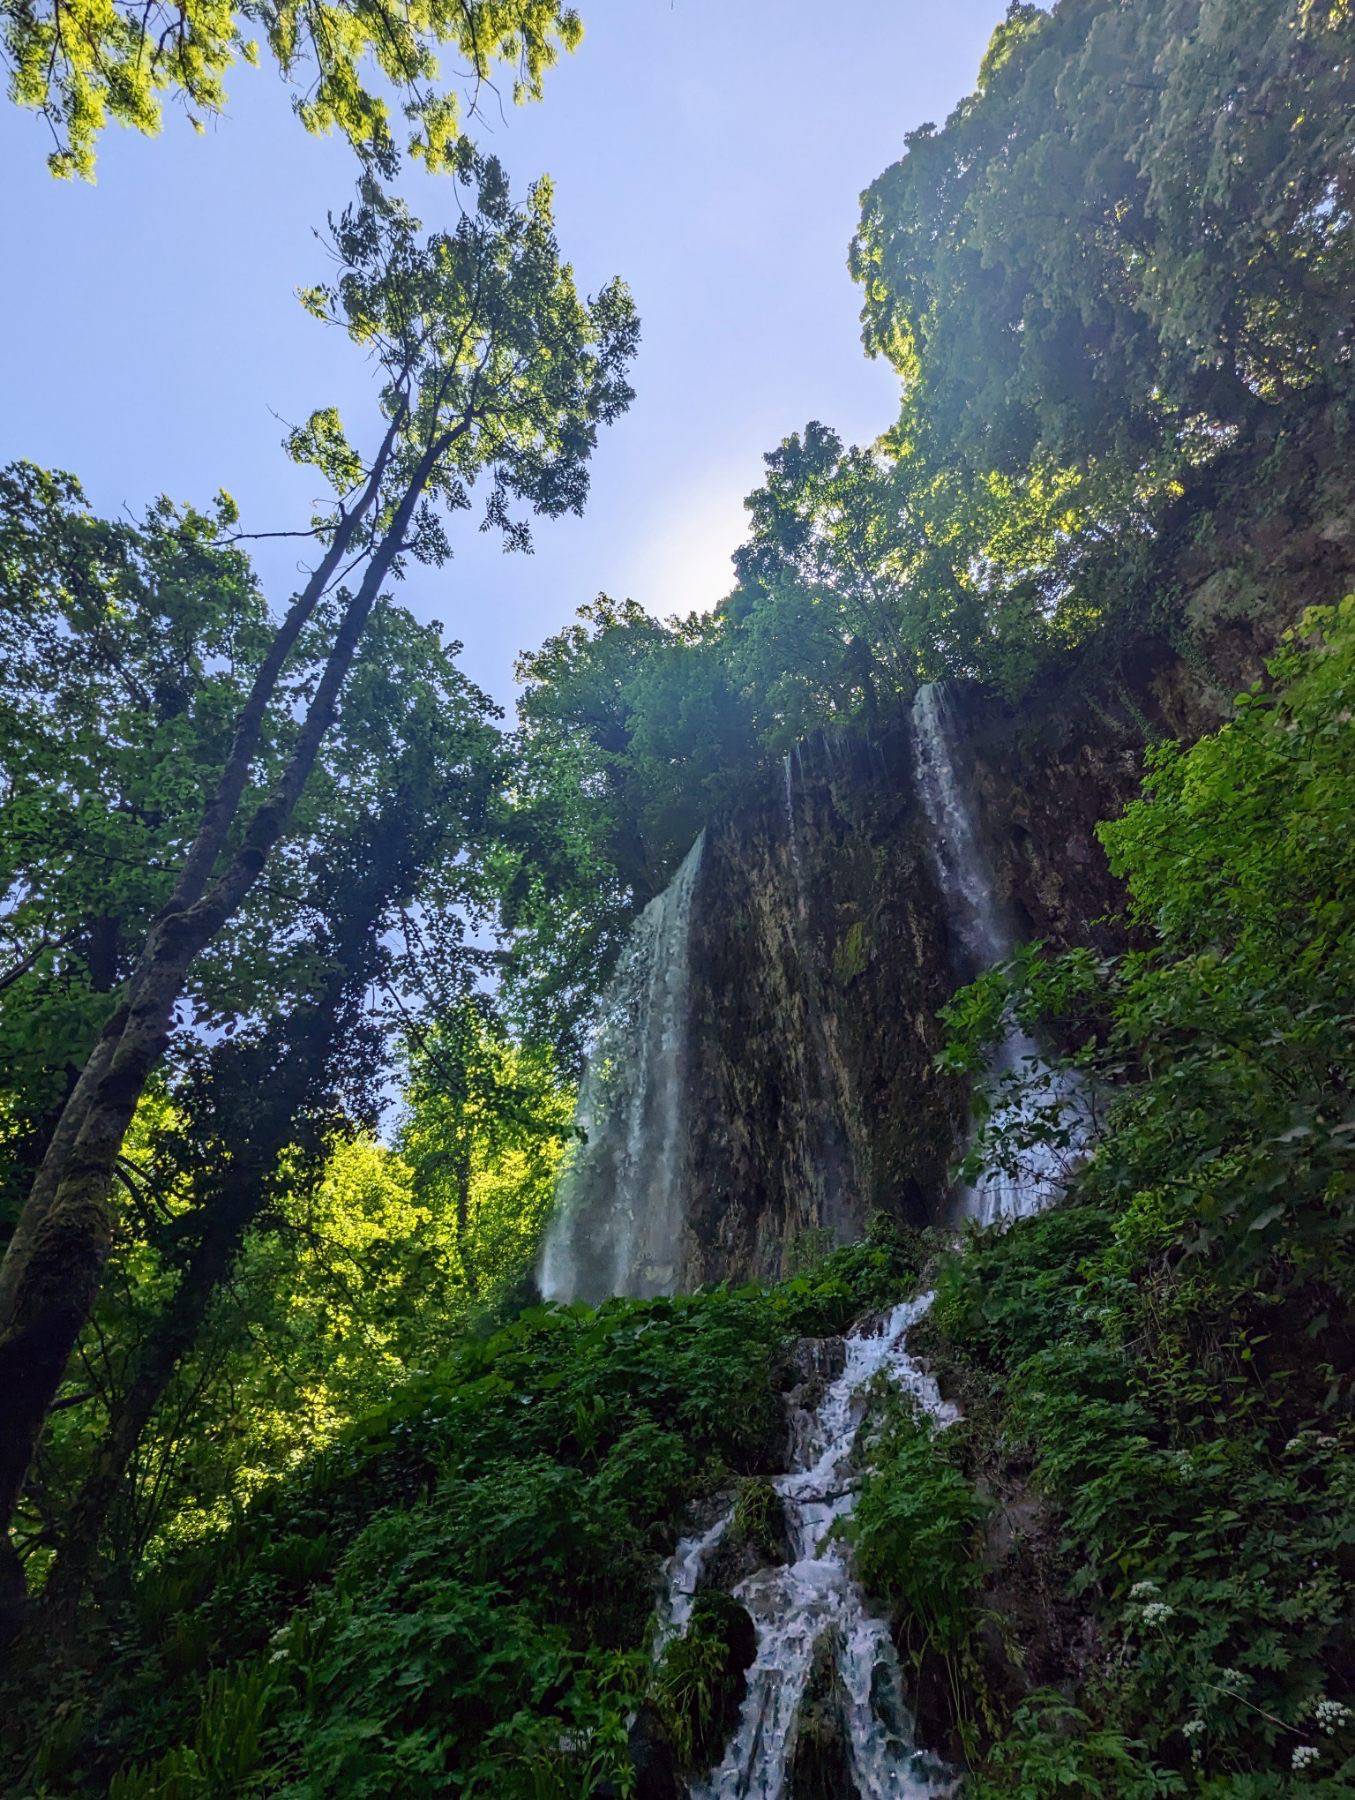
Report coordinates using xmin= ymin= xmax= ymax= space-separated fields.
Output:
xmin=702 ymin=1478 xmax=793 ymax=1595
xmin=627 ymin=1705 xmax=681 ymax=1800
xmin=680 ymin=723 xmax=965 ymax=1284
xmin=672 ymin=691 xmax=1159 ymax=1284
xmin=788 ymin=1627 xmax=859 ymax=1800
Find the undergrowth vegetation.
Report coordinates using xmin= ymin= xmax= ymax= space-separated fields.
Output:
xmin=859 ymin=601 xmax=1355 ymax=1793
xmin=5 ymin=1233 xmax=923 ymax=1796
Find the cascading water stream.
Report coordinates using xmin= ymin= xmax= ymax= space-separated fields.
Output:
xmin=910 ymin=682 xmax=1087 ymax=1223
xmin=538 ymin=832 xmax=705 ymax=1302
xmin=555 ymin=700 xmax=1086 ymax=1787
xmin=659 ymin=1295 xmax=958 ymax=1799
xmin=782 ymin=748 xmax=809 ymax=924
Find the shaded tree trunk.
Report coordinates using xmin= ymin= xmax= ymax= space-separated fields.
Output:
xmin=455 ymin=1158 xmax=480 ymax=1300
xmin=0 ymin=428 xmax=447 ymax=1632
xmin=40 ymin=782 xmax=438 ymax=1618
xmin=39 ymin=1202 xmax=255 ymax=1618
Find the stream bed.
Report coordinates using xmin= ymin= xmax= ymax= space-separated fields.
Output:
xmin=658 ymin=1295 xmax=960 ymax=1799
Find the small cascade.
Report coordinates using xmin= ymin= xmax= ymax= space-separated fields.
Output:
xmin=656 ymin=1510 xmax=732 ymax=1656
xmin=660 ymin=1297 xmax=958 ymax=1799
xmin=538 ymin=833 xmax=705 ymax=1302
xmin=782 ymin=748 xmax=809 ymax=922
xmin=910 ymin=682 xmax=1086 ymax=1223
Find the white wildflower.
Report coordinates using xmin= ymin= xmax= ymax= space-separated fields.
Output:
xmin=1182 ymin=1719 xmax=1204 ymax=1739
xmin=1292 ymin=1744 xmax=1321 ymax=1772
xmin=1141 ymin=1601 xmax=1175 ymax=1627
xmin=1314 ymin=1699 xmax=1352 ymax=1735
xmin=1129 ymin=1579 xmax=1160 ymax=1601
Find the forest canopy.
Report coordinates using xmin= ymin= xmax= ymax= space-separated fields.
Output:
xmin=2 ymin=0 xmax=583 ymax=177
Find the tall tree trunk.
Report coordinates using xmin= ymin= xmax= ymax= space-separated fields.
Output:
xmin=39 ymin=1205 xmax=253 ymax=1619
xmin=0 ymin=432 xmax=445 ymax=1626
xmin=455 ymin=1156 xmax=479 ymax=1300
xmin=41 ymin=788 xmax=431 ymax=1617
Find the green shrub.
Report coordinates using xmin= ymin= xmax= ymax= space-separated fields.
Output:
xmin=651 ymin=1591 xmax=755 ymax=1774
xmin=969 ymin=1692 xmax=1183 ymax=1797
xmin=846 ymin=1404 xmax=987 ymax=1673
xmin=11 ymin=1243 xmax=923 ymax=1793
xmin=930 ymin=602 xmax=1355 ymax=1789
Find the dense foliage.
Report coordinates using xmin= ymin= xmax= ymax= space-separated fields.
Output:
xmin=853 ymin=0 xmax=1353 ymax=471
xmin=0 ymin=465 xmax=273 ymax=1229
xmin=0 ymin=454 xmax=591 ymax=1601
xmin=0 ymin=144 xmax=636 ymax=1617
xmin=3 ymin=0 xmax=583 ymax=178
xmin=860 ymin=602 xmax=1355 ymax=1792
xmin=4 ymin=1236 xmax=923 ymax=1795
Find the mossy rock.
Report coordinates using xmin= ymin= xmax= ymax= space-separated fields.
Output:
xmin=705 ymin=1478 xmax=792 ymax=1592
xmin=651 ymin=1590 xmax=756 ymax=1777
xmin=789 ymin=1627 xmax=856 ymax=1800
xmin=627 ymin=1702 xmax=681 ymax=1799
xmin=832 ymin=918 xmax=870 ymax=987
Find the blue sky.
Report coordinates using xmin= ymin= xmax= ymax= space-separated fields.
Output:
xmin=1 ymin=0 xmax=1005 ymax=707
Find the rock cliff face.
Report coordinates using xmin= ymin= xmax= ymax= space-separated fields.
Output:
xmin=939 ymin=665 xmax=1160 ymax=960
xmin=536 ymin=414 xmax=1355 ymax=1299
xmin=674 ymin=680 xmax=1160 ymax=1286
xmin=553 ymin=483 xmax=1353 ymax=1296
xmin=680 ymin=724 xmax=963 ymax=1286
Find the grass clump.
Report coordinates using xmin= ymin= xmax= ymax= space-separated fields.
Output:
xmin=651 ymin=1590 xmax=755 ymax=1774
xmin=731 ymin=1477 xmax=785 ymax=1563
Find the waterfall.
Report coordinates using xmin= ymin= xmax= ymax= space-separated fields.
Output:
xmin=538 ymin=832 xmax=705 ymax=1303
xmin=782 ymin=747 xmax=808 ymax=922
xmin=910 ymin=682 xmax=1086 ymax=1224
xmin=660 ymin=1298 xmax=958 ymax=1799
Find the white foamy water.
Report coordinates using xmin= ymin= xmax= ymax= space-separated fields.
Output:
xmin=783 ymin=747 xmax=809 ymax=924
xmin=660 ymin=1296 xmax=959 ymax=1799
xmin=538 ymin=833 xmax=705 ymax=1302
xmin=654 ymin=1509 xmax=734 ymax=1668
xmin=910 ymin=683 xmax=1089 ymax=1224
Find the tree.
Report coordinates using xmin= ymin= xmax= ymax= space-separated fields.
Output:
xmin=516 ymin=593 xmax=676 ymax=903
xmin=507 ymin=596 xmax=760 ymax=1066
xmin=0 ymin=154 xmax=636 ymax=1620
xmin=851 ymin=0 xmax=1354 ymax=474
xmin=734 ymin=423 xmax=922 ymax=689
xmin=3 ymin=0 xmax=583 ymax=179
xmin=399 ymin=1000 xmax=573 ymax=1302
xmin=0 ymin=464 xmax=276 ymax=1235
xmin=516 ymin=593 xmax=759 ymax=897
xmin=493 ymin=719 xmax=635 ymax=1072
xmin=711 ymin=418 xmax=1120 ymax=738
xmin=32 ymin=599 xmax=504 ymax=1614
